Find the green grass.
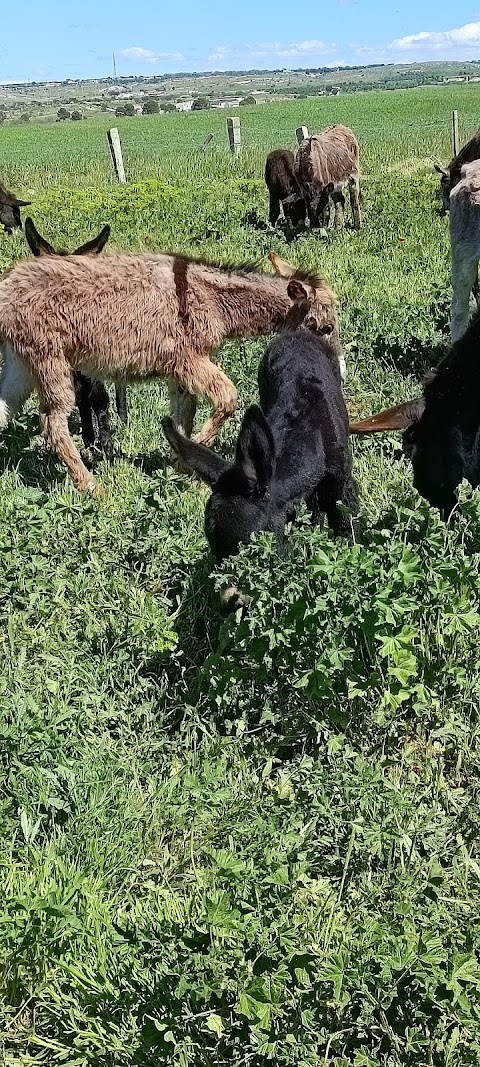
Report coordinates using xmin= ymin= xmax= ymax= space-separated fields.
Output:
xmin=1 ymin=87 xmax=480 ymax=1066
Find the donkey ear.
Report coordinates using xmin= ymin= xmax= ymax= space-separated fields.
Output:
xmin=162 ymin=417 xmax=229 ymax=487
xmin=349 ymin=398 xmax=425 ymax=434
xmin=24 ymin=217 xmax=56 ymax=256
xmin=74 ymin=225 xmax=111 ymax=256
xmin=287 ymin=278 xmax=310 ymax=305
xmin=268 ymin=252 xmax=295 ymax=278
xmin=235 ymin=405 xmax=275 ymax=495
xmin=434 ymin=164 xmax=448 ymax=177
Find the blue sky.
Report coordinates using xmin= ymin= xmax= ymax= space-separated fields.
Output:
xmin=2 ymin=1 xmax=480 ymax=82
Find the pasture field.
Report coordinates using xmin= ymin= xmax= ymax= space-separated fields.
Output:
xmin=1 ymin=87 xmax=480 ymax=1066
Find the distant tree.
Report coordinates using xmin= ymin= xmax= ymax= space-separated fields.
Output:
xmin=71 ymin=110 xmax=83 ymax=121
xmin=161 ymin=102 xmax=176 ymax=113
xmin=239 ymin=95 xmax=256 ymax=106
xmin=123 ymin=101 xmax=135 ymax=116
xmin=0 ymin=109 xmax=6 ymax=125
xmin=57 ymin=107 xmax=70 ymax=121
xmin=100 ymin=102 xmax=108 ymax=112
xmin=142 ymin=97 xmax=159 ymax=114
xmin=115 ymin=105 xmax=126 ymax=117
xmin=19 ymin=113 xmax=30 ymax=123
xmin=191 ymin=96 xmax=210 ymax=110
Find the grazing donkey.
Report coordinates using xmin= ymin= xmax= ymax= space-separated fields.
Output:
xmin=0 ymin=251 xmax=340 ymax=494
xmin=0 ymin=181 xmax=30 ymax=234
xmin=296 ymin=125 xmax=361 ymax=230
xmin=448 ymin=161 xmax=480 ymax=341
xmin=350 ymin=307 xmax=480 ymax=519
xmin=163 ymin=252 xmax=357 ymax=561
xmin=24 ymin=218 xmax=128 ymax=454
xmin=264 ymin=150 xmax=306 ymax=227
xmin=435 ymin=128 xmax=480 ymax=213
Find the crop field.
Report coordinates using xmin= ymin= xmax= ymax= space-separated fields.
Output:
xmin=1 ymin=86 xmax=480 ymax=1066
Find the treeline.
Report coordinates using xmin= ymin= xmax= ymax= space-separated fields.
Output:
xmin=284 ymin=70 xmax=472 ymax=97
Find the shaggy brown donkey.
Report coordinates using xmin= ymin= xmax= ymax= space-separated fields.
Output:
xmin=0 ymin=251 xmax=337 ymax=493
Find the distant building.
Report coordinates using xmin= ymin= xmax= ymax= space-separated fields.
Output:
xmin=214 ymin=98 xmax=242 ymax=109
xmin=175 ymin=100 xmax=193 ymax=111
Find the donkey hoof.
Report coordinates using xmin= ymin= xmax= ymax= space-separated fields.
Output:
xmin=220 ymin=586 xmax=252 ymax=614
xmin=83 ymin=478 xmax=103 ymax=498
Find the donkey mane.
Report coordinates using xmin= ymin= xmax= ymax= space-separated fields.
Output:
xmin=7 ymin=248 xmax=328 ymax=294
xmin=142 ymin=250 xmax=327 ymax=289
xmin=165 ymin=252 xmax=264 ymax=276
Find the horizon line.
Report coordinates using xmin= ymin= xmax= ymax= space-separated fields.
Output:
xmin=2 ymin=56 xmax=480 ymax=88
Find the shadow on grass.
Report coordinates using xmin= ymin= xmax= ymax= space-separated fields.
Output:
xmin=362 ymin=282 xmax=451 ymax=380
xmin=242 ymin=209 xmax=309 ymax=244
xmin=130 ymin=449 xmax=169 ymax=477
xmin=0 ymin=411 xmax=121 ymax=491
xmin=143 ymin=551 xmax=224 ymax=724
xmin=0 ymin=414 xmax=67 ymax=491
xmin=368 ymin=334 xmax=448 ymax=380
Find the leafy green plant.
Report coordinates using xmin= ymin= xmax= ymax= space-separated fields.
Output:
xmin=0 ymin=89 xmax=480 ymax=1066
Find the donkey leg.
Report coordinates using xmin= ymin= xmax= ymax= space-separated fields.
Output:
xmin=188 ymin=361 xmax=238 ymax=448
xmin=38 ymin=368 xmax=98 ymax=493
xmin=269 ymin=191 xmax=281 ymax=227
xmin=74 ymin=373 xmax=97 ymax=448
xmin=348 ymin=176 xmax=362 ymax=230
xmin=451 ymin=255 xmax=478 ymax=341
xmin=168 ymin=380 xmax=197 ymax=437
xmin=0 ymin=344 xmax=36 ymax=428
xmin=115 ymin=385 xmax=128 ymax=424
xmin=89 ymin=379 xmax=114 ymax=457
xmin=319 ymin=471 xmax=360 ymax=541
xmin=333 ymin=191 xmax=345 ymax=229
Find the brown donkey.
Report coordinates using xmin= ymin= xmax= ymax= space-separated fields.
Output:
xmin=0 ymin=251 xmax=337 ymax=493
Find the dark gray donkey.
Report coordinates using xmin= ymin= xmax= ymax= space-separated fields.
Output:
xmin=264 ymin=149 xmax=306 ymax=227
xmin=350 ymin=307 xmax=480 ymax=519
xmin=163 ymin=252 xmax=358 ymax=563
xmin=0 ymin=181 xmax=30 ymax=233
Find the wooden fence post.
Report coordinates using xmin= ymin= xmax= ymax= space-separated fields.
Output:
xmin=200 ymin=133 xmax=214 ymax=151
xmin=296 ymin=126 xmax=309 ymax=145
xmin=452 ymin=110 xmax=459 ymax=157
xmin=227 ymin=116 xmax=241 ymax=155
xmin=107 ymin=127 xmax=126 ymax=183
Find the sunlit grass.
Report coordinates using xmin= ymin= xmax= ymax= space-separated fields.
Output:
xmin=1 ymin=87 xmax=480 ymax=1067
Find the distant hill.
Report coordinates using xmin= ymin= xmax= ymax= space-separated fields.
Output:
xmin=2 ymin=60 xmax=480 ymax=124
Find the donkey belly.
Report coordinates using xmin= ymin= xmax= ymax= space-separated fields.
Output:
xmin=76 ymin=351 xmax=168 ymax=383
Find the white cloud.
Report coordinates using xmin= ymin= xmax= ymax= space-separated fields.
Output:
xmin=276 ymin=40 xmax=337 ymax=57
xmin=352 ymin=20 xmax=480 ymax=63
xmin=119 ymin=46 xmax=184 ymax=64
xmin=392 ymin=21 xmax=480 ymax=52
xmin=208 ymin=40 xmax=338 ymax=66
xmin=119 ymin=47 xmax=157 ymax=61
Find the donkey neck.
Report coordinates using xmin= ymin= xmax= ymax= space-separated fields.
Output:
xmin=211 ymin=274 xmax=291 ymax=339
